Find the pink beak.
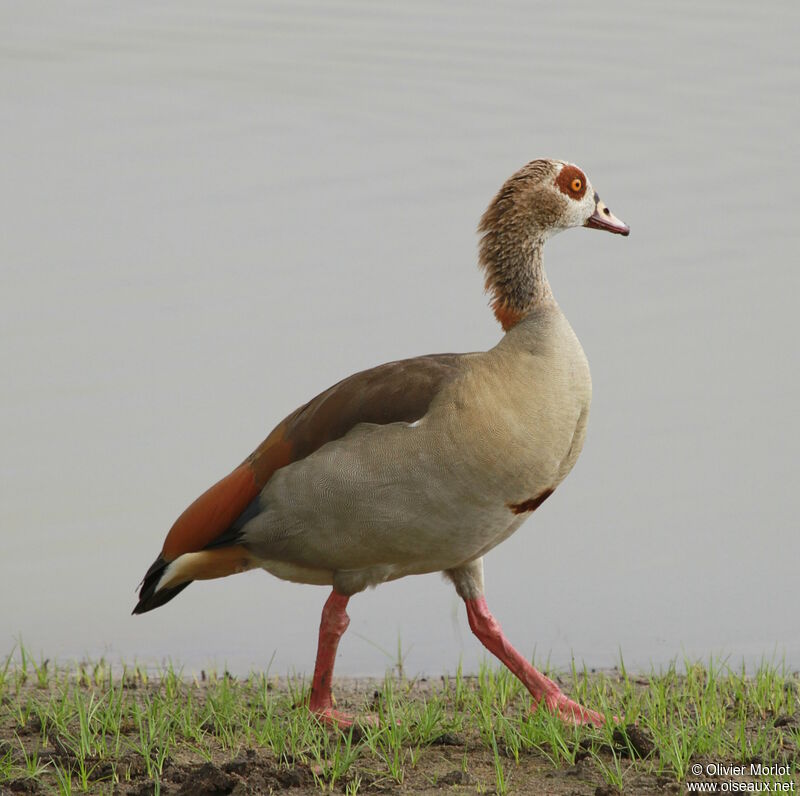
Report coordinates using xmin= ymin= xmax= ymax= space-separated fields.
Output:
xmin=585 ymin=194 xmax=630 ymax=236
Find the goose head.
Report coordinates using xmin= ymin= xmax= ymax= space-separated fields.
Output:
xmin=478 ymin=159 xmax=629 ymax=329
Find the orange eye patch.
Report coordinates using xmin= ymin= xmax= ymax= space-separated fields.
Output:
xmin=555 ymin=165 xmax=588 ymax=200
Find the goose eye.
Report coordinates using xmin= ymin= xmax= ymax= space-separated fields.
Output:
xmin=570 ymin=178 xmax=582 ymax=193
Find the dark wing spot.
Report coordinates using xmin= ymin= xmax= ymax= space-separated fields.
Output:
xmin=509 ymin=488 xmax=554 ymax=515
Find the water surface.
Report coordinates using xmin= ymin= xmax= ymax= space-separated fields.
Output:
xmin=1 ymin=1 xmax=798 ymax=676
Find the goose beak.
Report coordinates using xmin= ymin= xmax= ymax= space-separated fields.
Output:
xmin=585 ymin=194 xmax=630 ymax=236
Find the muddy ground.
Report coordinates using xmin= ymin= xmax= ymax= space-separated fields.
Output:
xmin=1 ymin=673 xmax=797 ymax=795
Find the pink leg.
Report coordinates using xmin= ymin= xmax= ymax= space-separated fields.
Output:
xmin=308 ymin=590 xmax=358 ymax=727
xmin=465 ymin=596 xmax=605 ymax=726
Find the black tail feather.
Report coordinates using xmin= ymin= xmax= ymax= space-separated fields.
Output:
xmin=132 ymin=555 xmax=192 ymax=615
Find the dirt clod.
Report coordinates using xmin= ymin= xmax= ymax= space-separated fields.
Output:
xmin=613 ymin=724 xmax=654 ymax=758
xmin=177 ymin=762 xmax=236 ymax=795
xmin=432 ymin=731 xmax=463 ymax=746
xmin=595 ymin=786 xmax=620 ymax=796
xmin=6 ymin=779 xmax=40 ymax=793
xmin=439 ymin=769 xmax=474 ymax=786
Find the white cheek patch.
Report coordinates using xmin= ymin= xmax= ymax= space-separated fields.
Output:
xmin=566 ymin=193 xmax=593 ymax=228
xmin=554 ymin=186 xmax=594 ymax=230
xmin=580 ymin=189 xmax=596 ymax=224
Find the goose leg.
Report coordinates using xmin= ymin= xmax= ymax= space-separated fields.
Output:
xmin=308 ymin=590 xmax=355 ymax=726
xmin=465 ymin=596 xmax=605 ymax=725
xmin=447 ymin=559 xmax=605 ymax=726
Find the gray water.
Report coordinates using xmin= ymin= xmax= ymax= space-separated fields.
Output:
xmin=2 ymin=1 xmax=798 ymax=678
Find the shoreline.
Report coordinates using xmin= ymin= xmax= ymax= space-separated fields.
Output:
xmin=1 ymin=653 xmax=798 ymax=794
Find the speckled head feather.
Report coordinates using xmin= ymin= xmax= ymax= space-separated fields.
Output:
xmin=478 ymin=159 xmax=596 ymax=330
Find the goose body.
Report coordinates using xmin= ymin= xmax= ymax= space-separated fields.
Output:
xmin=134 ymin=158 xmax=629 ymax=725
xmin=245 ymin=308 xmax=590 ymax=593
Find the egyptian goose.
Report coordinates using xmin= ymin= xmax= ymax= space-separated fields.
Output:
xmin=134 ymin=159 xmax=629 ymax=726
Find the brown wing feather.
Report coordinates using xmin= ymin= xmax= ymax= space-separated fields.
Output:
xmin=159 ymin=353 xmax=462 ymax=563
xmin=252 ymin=353 xmax=462 ymax=469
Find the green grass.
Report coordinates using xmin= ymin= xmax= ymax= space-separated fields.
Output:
xmin=0 ymin=645 xmax=797 ymax=794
